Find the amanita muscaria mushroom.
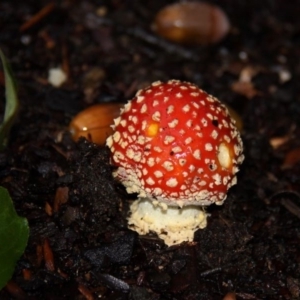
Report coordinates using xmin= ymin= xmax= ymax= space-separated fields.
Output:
xmin=106 ymin=80 xmax=244 ymax=246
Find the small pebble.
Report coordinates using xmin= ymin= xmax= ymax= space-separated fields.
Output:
xmin=48 ymin=67 xmax=67 ymax=87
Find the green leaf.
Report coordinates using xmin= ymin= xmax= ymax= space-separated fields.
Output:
xmin=0 ymin=187 xmax=29 ymax=290
xmin=0 ymin=48 xmax=19 ymax=150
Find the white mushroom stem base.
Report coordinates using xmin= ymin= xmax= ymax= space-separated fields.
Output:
xmin=127 ymin=198 xmax=208 ymax=246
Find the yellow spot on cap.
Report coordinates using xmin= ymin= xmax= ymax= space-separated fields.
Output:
xmin=146 ymin=122 xmax=159 ymax=137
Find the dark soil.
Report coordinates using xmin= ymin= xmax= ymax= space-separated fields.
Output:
xmin=1 ymin=0 xmax=300 ymax=299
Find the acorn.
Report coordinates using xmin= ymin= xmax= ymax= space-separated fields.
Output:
xmin=153 ymin=2 xmax=230 ymax=45
xmin=69 ymin=103 xmax=123 ymax=145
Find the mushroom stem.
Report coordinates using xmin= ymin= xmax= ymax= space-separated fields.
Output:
xmin=128 ymin=198 xmax=207 ymax=246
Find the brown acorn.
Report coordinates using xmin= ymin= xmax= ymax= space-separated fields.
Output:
xmin=153 ymin=2 xmax=230 ymax=45
xmin=69 ymin=103 xmax=122 ymax=145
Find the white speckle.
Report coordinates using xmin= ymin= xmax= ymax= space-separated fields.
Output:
xmin=163 ymin=161 xmax=174 ymax=171
xmin=128 ymin=125 xmax=135 ymax=133
xmin=153 ymin=100 xmax=159 ymax=107
xmin=179 ymin=159 xmax=186 ymax=166
xmin=212 ymin=174 xmax=222 ymax=185
xmin=137 ymin=135 xmax=146 ymax=145
xmin=147 ymin=157 xmax=155 ymax=167
xmin=196 ymin=132 xmax=203 ymax=138
xmin=233 ymin=166 xmax=239 ymax=174
xmin=124 ymin=102 xmax=132 ymax=112
xmin=193 ymin=149 xmax=201 ymax=160
xmin=171 ymin=192 xmax=179 ymax=197
xmin=182 ymin=104 xmax=190 ymax=112
xmin=230 ymin=176 xmax=237 ymax=186
xmin=114 ymin=151 xmax=124 ymax=161
xmin=183 ymin=172 xmax=188 ymax=177
xmin=211 ymin=130 xmax=218 ymax=139
xmin=223 ymin=177 xmax=228 ymax=185
xmin=201 ymin=118 xmax=208 ymax=127
xmin=141 ymin=104 xmax=147 ymax=113
xmin=154 ymin=170 xmax=163 ymax=178
xmin=146 ymin=177 xmax=155 ymax=185
xmin=136 ymin=89 xmax=143 ymax=96
xmin=230 ymin=130 xmax=238 ymax=139
xmin=106 ymin=136 xmax=113 ymax=148
xmin=133 ymin=151 xmax=142 ymax=162
xmin=166 ymin=178 xmax=178 ymax=187
xmin=154 ymin=146 xmax=162 ymax=152
xmin=176 ymin=93 xmax=183 ymax=98
xmin=126 ymin=149 xmax=135 ymax=159
xmin=207 ymin=96 xmax=215 ymax=103
xmin=146 ymin=89 xmax=152 ymax=94
xmin=189 ymin=165 xmax=195 ymax=172
xmin=197 ymin=168 xmax=203 ymax=174
xmin=193 ymin=177 xmax=200 ymax=183
xmin=238 ymin=154 xmax=244 ymax=163
xmin=180 ymin=184 xmax=187 ymax=190
xmin=172 ymin=146 xmax=182 ymax=153
xmin=180 ymin=86 xmax=188 ymax=90
xmin=163 ymin=97 xmax=169 ymax=103
xmin=153 ymin=187 xmax=163 ymax=195
xmin=206 ymin=113 xmax=213 ymax=120
xmin=192 ymin=102 xmax=199 ymax=109
xmin=132 ymin=116 xmax=138 ymax=124
xmin=199 ymin=180 xmax=206 ymax=186
xmin=152 ymin=81 xmax=162 ymax=86
xmin=205 ymin=158 xmax=210 ymax=164
xmin=186 ymin=120 xmax=193 ymax=127
xmin=152 ymin=111 xmax=161 ymax=121
xmin=164 ymin=135 xmax=175 ymax=144
xmin=185 ymin=137 xmax=192 ymax=144
xmin=222 ymin=120 xmax=229 ymax=128
xmin=179 ymin=129 xmax=185 ymax=135
xmin=224 ymin=135 xmax=231 ymax=143
xmin=137 ymin=96 xmax=144 ymax=103
xmin=191 ymin=93 xmax=199 ymax=98
xmin=142 ymin=168 xmax=148 ymax=175
xmin=168 ymin=119 xmax=178 ymax=128
xmin=205 ymin=143 xmax=213 ymax=151
xmin=142 ymin=120 xmax=147 ymax=130
xmin=234 ymin=144 xmax=241 ymax=155
xmin=114 ymin=117 xmax=121 ymax=126
xmin=48 ymin=67 xmax=67 ymax=87
xmin=113 ymin=131 xmax=121 ymax=143
xmin=121 ymin=120 xmax=127 ymax=127
xmin=167 ymin=105 xmax=174 ymax=114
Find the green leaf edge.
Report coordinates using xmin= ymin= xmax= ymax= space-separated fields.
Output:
xmin=0 ymin=48 xmax=19 ymax=150
xmin=0 ymin=187 xmax=29 ymax=291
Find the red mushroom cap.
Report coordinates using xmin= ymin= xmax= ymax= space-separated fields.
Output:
xmin=106 ymin=80 xmax=244 ymax=207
